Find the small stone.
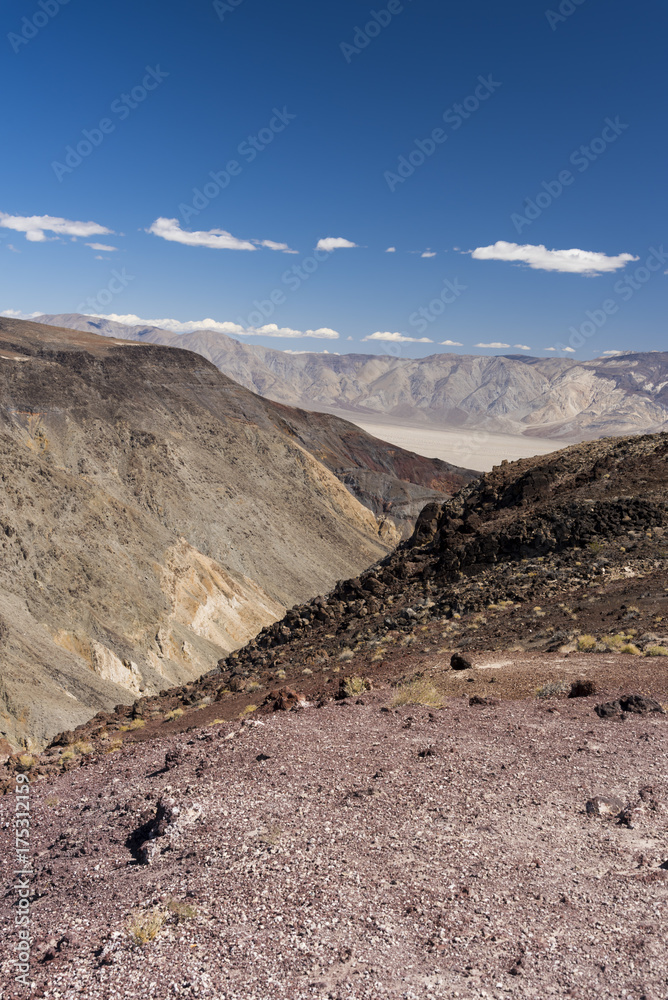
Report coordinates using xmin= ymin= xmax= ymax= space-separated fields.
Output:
xmin=586 ymin=795 xmax=624 ymax=818
xmin=451 ymin=653 xmax=472 ymax=671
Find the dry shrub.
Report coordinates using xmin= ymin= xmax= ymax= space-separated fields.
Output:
xmin=128 ymin=909 xmax=165 ymax=946
xmin=391 ymin=677 xmax=443 ymax=708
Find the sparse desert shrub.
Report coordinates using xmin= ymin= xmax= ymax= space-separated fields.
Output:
xmin=601 ymin=634 xmax=625 ymax=651
xmin=645 ymin=645 xmax=668 ymax=657
xmin=589 ymin=539 xmax=604 ymax=555
xmin=391 ymin=677 xmax=443 ymax=709
xmin=535 ymin=680 xmax=570 ymax=699
xmin=59 ymin=749 xmax=75 ymax=762
xmin=338 ymin=648 xmax=354 ymax=662
xmin=164 ymin=708 xmax=184 ymax=722
xmin=209 ymin=718 xmax=226 ymax=726
xmin=128 ymin=908 xmax=165 ymax=946
xmin=275 ymin=669 xmax=286 ymax=680
xmin=576 ymin=635 xmax=597 ymax=652
xmin=240 ymin=704 xmax=257 ymax=716
xmin=73 ymin=740 xmax=94 ymax=754
xmin=104 ymin=740 xmax=123 ymax=754
xmin=621 ymin=643 xmax=641 ymax=655
xmin=119 ymin=719 xmax=146 ymax=732
xmin=167 ymin=900 xmax=196 ymax=924
xmin=340 ymin=676 xmax=370 ymax=698
xmin=247 ymin=681 xmax=262 ymax=693
xmin=16 ymin=754 xmax=37 ymax=771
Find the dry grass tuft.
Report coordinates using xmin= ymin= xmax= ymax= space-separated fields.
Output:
xmin=391 ymin=677 xmax=444 ymax=709
xmin=128 ymin=908 xmax=166 ymax=946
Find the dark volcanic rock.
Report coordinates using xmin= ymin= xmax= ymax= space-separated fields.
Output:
xmin=596 ymin=695 xmax=665 ymax=718
xmin=568 ymin=679 xmax=597 ymax=698
xmin=451 ymin=653 xmax=473 ymax=671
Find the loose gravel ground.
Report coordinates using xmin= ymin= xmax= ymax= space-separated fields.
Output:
xmin=1 ymin=689 xmax=667 ymax=999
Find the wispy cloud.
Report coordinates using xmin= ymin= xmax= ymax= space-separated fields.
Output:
xmin=385 ymin=246 xmax=396 ymax=253
xmin=256 ymin=239 xmax=298 ymax=254
xmin=147 ymin=217 xmax=257 ymax=251
xmin=315 ymin=237 xmax=358 ymax=252
xmin=421 ymin=250 xmax=437 ymax=258
xmin=475 ymin=341 xmax=510 ymax=349
xmin=0 ymin=212 xmax=113 ymax=243
xmin=86 ymin=242 xmax=118 ymax=252
xmin=440 ymin=339 xmax=463 ymax=346
xmin=471 ymin=241 xmax=637 ymax=275
xmin=514 ymin=344 xmax=531 ymax=350
xmin=362 ymin=331 xmax=433 ymax=343
xmin=601 ymin=349 xmax=623 ymax=356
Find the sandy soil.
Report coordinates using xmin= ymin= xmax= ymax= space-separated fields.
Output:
xmin=344 ymin=419 xmax=565 ymax=472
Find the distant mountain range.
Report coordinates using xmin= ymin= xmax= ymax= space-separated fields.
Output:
xmin=36 ymin=313 xmax=668 ymax=440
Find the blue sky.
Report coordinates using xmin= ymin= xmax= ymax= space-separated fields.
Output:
xmin=1 ymin=0 xmax=666 ymax=359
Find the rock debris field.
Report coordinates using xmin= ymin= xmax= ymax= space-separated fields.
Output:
xmin=1 ymin=690 xmax=667 ymax=1000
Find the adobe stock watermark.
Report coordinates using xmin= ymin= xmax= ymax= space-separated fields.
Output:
xmin=213 ymin=0 xmax=245 ymax=21
xmin=8 ymin=0 xmax=70 ymax=54
xmin=179 ymin=107 xmax=296 ymax=224
xmin=545 ymin=0 xmax=588 ymax=31
xmin=557 ymin=246 xmax=667 ymax=353
xmin=511 ymin=117 xmax=628 ymax=234
xmin=75 ymin=268 xmax=135 ymax=314
xmin=51 ymin=66 xmax=169 ymax=181
xmin=13 ymin=773 xmax=32 ymax=988
xmin=384 ymin=75 xmax=501 ymax=192
xmin=237 ymin=247 xmax=333 ymax=329
xmin=408 ymin=277 xmax=467 ymax=334
xmin=340 ymin=0 xmax=413 ymax=63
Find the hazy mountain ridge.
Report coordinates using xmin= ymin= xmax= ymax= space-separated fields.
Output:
xmin=36 ymin=313 xmax=668 ymax=439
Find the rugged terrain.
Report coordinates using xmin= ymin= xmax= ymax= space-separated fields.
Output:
xmin=36 ymin=314 xmax=668 ymax=440
xmin=1 ymin=407 xmax=667 ymax=997
xmin=0 ymin=317 xmax=470 ymax=749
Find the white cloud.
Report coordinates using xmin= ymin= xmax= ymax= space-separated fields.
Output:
xmin=251 ymin=324 xmax=339 ymax=339
xmin=562 ymin=346 xmax=576 ymax=353
xmin=86 ymin=242 xmax=118 ymax=252
xmin=147 ymin=217 xmax=257 ymax=251
xmin=421 ymin=250 xmax=437 ymax=258
xmin=440 ymin=339 xmax=463 ymax=346
xmin=0 ymin=212 xmax=113 ymax=243
xmin=475 ymin=342 xmax=510 ymax=349
xmin=601 ymin=349 xmax=623 ymax=356
xmin=1 ymin=309 xmax=43 ymax=319
xmin=514 ymin=344 xmax=531 ymax=350
xmin=471 ymin=241 xmax=637 ymax=275
xmin=255 ymin=239 xmax=298 ymax=253
xmin=385 ymin=246 xmax=396 ymax=253
xmin=362 ymin=331 xmax=433 ymax=344
xmin=544 ymin=347 xmax=556 ymax=352
xmin=54 ymin=311 xmax=339 ymax=340
xmin=315 ymin=237 xmax=358 ymax=252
